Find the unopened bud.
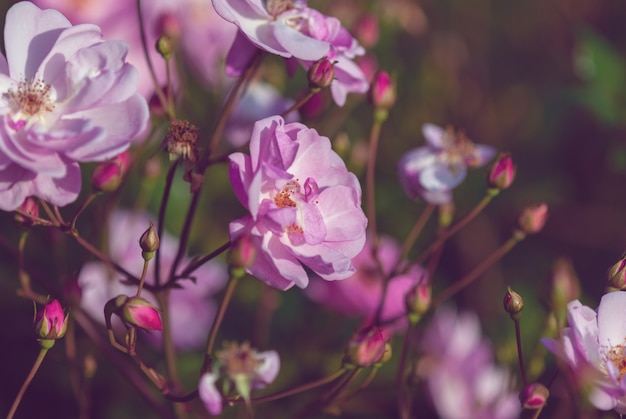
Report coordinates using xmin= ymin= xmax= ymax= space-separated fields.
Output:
xmin=503 ymin=286 xmax=524 ymax=319
xmin=487 ymin=152 xmax=516 ymax=191
xmin=139 ymin=222 xmax=160 ymax=260
xmin=156 ymin=34 xmax=174 ymax=60
xmin=228 ymin=235 xmax=256 ymax=278
xmin=307 ymin=58 xmax=335 ymax=90
xmin=14 ymin=197 xmax=39 ymax=228
xmin=353 ymin=14 xmax=379 ymax=48
xmin=121 ymin=297 xmax=162 ymax=331
xmin=607 ymin=254 xmax=626 ymax=291
xmin=517 ymin=203 xmax=548 ymax=235
xmin=519 ymin=382 xmax=549 ymax=410
xmin=343 ymin=326 xmax=388 ymax=367
xmin=35 ymin=300 xmax=69 ymax=343
xmin=368 ymin=71 xmax=396 ymax=111
xmin=405 ymin=283 xmax=432 ymax=324
xmin=92 ymin=150 xmax=131 ymax=192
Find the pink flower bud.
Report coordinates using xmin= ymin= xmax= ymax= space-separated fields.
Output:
xmin=503 ymin=286 xmax=524 ymax=319
xmin=405 ymin=283 xmax=432 ymax=324
xmin=92 ymin=150 xmax=131 ymax=192
xmin=368 ymin=71 xmax=396 ymax=110
xmin=517 ymin=203 xmax=548 ymax=235
xmin=14 ymin=197 xmax=39 ymax=228
xmin=344 ymin=326 xmax=388 ymax=367
xmin=487 ymin=152 xmax=516 ymax=190
xmin=35 ymin=300 xmax=68 ymax=340
xmin=307 ymin=58 xmax=335 ymax=90
xmin=121 ymin=297 xmax=162 ymax=331
xmin=519 ymin=382 xmax=549 ymax=409
xmin=353 ymin=14 xmax=379 ymax=48
xmin=228 ymin=234 xmax=257 ymax=275
xmin=550 ymin=258 xmax=580 ymax=309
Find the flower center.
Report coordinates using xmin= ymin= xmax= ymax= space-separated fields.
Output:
xmin=266 ymin=0 xmax=295 ymax=18
xmin=9 ymin=79 xmax=55 ymax=117
xmin=439 ymin=126 xmax=480 ymax=169
xmin=274 ymin=179 xmax=300 ymax=208
xmin=606 ymin=344 xmax=626 ymax=380
xmin=217 ymin=341 xmax=261 ymax=377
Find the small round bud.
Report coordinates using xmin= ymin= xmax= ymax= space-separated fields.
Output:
xmin=405 ymin=283 xmax=432 ymax=324
xmin=92 ymin=150 xmax=131 ymax=193
xmin=519 ymin=382 xmax=549 ymax=410
xmin=121 ymin=297 xmax=162 ymax=331
xmin=487 ymin=152 xmax=516 ymax=190
xmin=550 ymin=258 xmax=580 ymax=310
xmin=35 ymin=299 xmax=69 ymax=342
xmin=607 ymin=254 xmax=626 ymax=291
xmin=352 ymin=14 xmax=379 ymax=48
xmin=139 ymin=222 xmax=160 ymax=260
xmin=307 ymin=58 xmax=335 ymax=90
xmin=156 ymin=34 xmax=174 ymax=60
xmin=14 ymin=197 xmax=39 ymax=228
xmin=343 ymin=326 xmax=388 ymax=367
xmin=517 ymin=203 xmax=548 ymax=235
xmin=503 ymin=286 xmax=524 ymax=319
xmin=228 ymin=235 xmax=257 ymax=278
xmin=368 ymin=71 xmax=396 ymax=111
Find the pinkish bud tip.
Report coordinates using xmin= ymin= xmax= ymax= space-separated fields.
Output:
xmin=35 ymin=299 xmax=68 ymax=340
xmin=122 ymin=297 xmax=162 ymax=331
xmin=368 ymin=71 xmax=396 ymax=110
xmin=344 ymin=326 xmax=388 ymax=367
xmin=517 ymin=203 xmax=548 ymax=235
xmin=307 ymin=58 xmax=335 ymax=90
xmin=487 ymin=152 xmax=516 ymax=190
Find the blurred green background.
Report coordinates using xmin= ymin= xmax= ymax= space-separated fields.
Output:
xmin=1 ymin=0 xmax=626 ymax=417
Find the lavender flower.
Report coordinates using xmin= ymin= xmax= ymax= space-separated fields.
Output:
xmin=0 ymin=2 xmax=149 ymax=211
xmin=542 ymin=291 xmax=626 ymax=414
xmin=398 ymin=124 xmax=496 ymax=204
xmin=228 ymin=115 xmax=367 ymax=289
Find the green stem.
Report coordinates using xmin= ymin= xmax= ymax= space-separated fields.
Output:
xmin=365 ymin=118 xmax=384 ymax=250
xmin=247 ymin=368 xmax=346 ymax=404
xmin=280 ymin=90 xmax=316 ymax=118
xmin=203 ymin=276 xmax=240 ymax=368
xmin=155 ymin=162 xmax=178 ymax=287
xmin=415 ymin=192 xmax=497 ymax=265
xmin=135 ymin=260 xmax=150 ymax=297
xmin=400 ymin=204 xmax=435 ymax=261
xmin=7 ymin=347 xmax=49 ymax=419
xmin=69 ymin=193 xmax=98 ymax=231
xmin=432 ymin=231 xmax=525 ymax=307
xmin=514 ymin=317 xmax=528 ymax=387
xmin=38 ymin=199 xmax=61 ymax=226
xmin=178 ymin=241 xmax=231 ymax=280
xmin=396 ymin=324 xmax=413 ymax=419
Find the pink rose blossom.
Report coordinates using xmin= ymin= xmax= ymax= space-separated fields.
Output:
xmin=419 ymin=307 xmax=521 ymax=419
xmin=307 ymin=235 xmax=427 ymax=334
xmin=398 ymin=124 xmax=496 ymax=204
xmin=228 ymin=115 xmax=367 ymax=290
xmin=79 ymin=210 xmax=227 ymax=349
xmin=212 ymin=0 xmax=368 ymax=106
xmin=0 ymin=2 xmax=149 ymax=211
xmin=35 ymin=299 xmax=69 ymax=340
xmin=542 ymin=291 xmax=626 ymax=414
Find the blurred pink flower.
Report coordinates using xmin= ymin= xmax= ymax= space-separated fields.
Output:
xmin=33 ymin=0 xmax=236 ymax=95
xmin=212 ymin=0 xmax=368 ymax=106
xmin=78 ymin=210 xmax=227 ymax=349
xmin=419 ymin=307 xmax=520 ymax=419
xmin=228 ymin=115 xmax=367 ymax=290
xmin=307 ymin=236 xmax=426 ymax=334
xmin=199 ymin=344 xmax=280 ymax=415
xmin=542 ymin=291 xmax=626 ymax=414
xmin=398 ymin=124 xmax=496 ymax=204
xmin=0 ymin=2 xmax=149 ymax=211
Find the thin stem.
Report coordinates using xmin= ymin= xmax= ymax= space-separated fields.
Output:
xmin=365 ymin=119 xmax=383 ymax=249
xmin=247 ymin=368 xmax=346 ymax=404
xmin=321 ymin=367 xmax=361 ymax=406
xmin=514 ymin=317 xmax=528 ymax=386
xmin=155 ymin=161 xmax=178 ymax=287
xmin=415 ymin=192 xmax=497 ymax=265
xmin=400 ymin=204 xmax=435 ymax=261
xmin=69 ymin=193 xmax=98 ymax=231
xmin=178 ymin=241 xmax=231 ymax=280
xmin=396 ymin=324 xmax=413 ymax=419
xmin=432 ymin=231 xmax=525 ymax=307
xmin=70 ymin=234 xmax=140 ymax=284
xmin=14 ymin=209 xmax=53 ymax=226
xmin=167 ymin=191 xmax=201 ymax=284
xmin=38 ymin=199 xmax=61 ymax=226
xmin=280 ymin=90 xmax=316 ymax=118
xmin=203 ymin=276 xmax=240 ymax=367
xmin=7 ymin=347 xmax=49 ymax=419
xmin=135 ymin=260 xmax=150 ymax=297
xmin=136 ymin=0 xmax=169 ymax=117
